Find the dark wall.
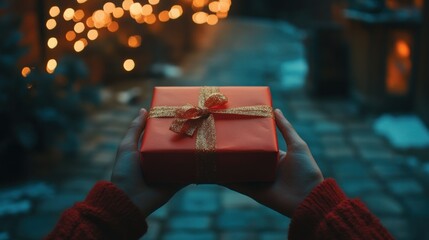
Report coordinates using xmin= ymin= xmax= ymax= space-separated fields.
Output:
xmin=415 ymin=0 xmax=429 ymax=126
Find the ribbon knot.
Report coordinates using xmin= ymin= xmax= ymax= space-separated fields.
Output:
xmin=171 ymin=92 xmax=229 ymax=136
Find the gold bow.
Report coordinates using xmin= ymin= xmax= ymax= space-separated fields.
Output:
xmin=148 ymin=87 xmax=274 ymax=182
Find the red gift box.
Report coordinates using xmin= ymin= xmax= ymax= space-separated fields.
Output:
xmin=140 ymin=86 xmax=279 ymax=184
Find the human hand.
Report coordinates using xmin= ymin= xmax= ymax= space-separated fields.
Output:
xmin=225 ymin=109 xmax=324 ymax=217
xmin=111 ymin=108 xmax=182 ymax=218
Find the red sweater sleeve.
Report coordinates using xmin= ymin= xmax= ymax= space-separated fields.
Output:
xmin=289 ymin=179 xmax=394 ymax=240
xmin=45 ymin=181 xmax=147 ymax=240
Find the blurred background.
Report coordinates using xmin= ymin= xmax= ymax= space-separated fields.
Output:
xmin=1 ymin=0 xmax=429 ymax=239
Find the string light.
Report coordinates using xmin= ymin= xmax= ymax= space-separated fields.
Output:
xmin=145 ymin=14 xmax=156 ymax=24
xmin=74 ymin=40 xmax=85 ymax=52
xmin=66 ymin=31 xmax=77 ymax=41
xmin=123 ymin=59 xmax=135 ymax=71
xmin=113 ymin=7 xmax=124 ymax=18
xmin=128 ymin=35 xmax=141 ymax=48
xmin=103 ymin=2 xmax=116 ymax=13
xmin=129 ymin=3 xmax=142 ymax=16
xmin=44 ymin=0 xmax=233 ymax=74
xmin=46 ymin=59 xmax=57 ymax=73
xmin=21 ymin=67 xmax=31 ymax=77
xmin=63 ymin=8 xmax=75 ymax=21
xmin=49 ymin=6 xmax=60 ymax=17
xmin=74 ymin=22 xmax=85 ymax=33
xmin=47 ymin=37 xmax=58 ymax=49
xmin=73 ymin=9 xmax=85 ymax=21
xmin=169 ymin=5 xmax=183 ymax=19
xmin=107 ymin=21 xmax=119 ymax=32
xmin=193 ymin=12 xmax=208 ymax=24
xmin=46 ymin=19 xmax=57 ymax=30
xmin=207 ymin=14 xmax=218 ymax=25
xmin=122 ymin=0 xmax=133 ymax=11
xmin=87 ymin=29 xmax=99 ymax=40
xmin=158 ymin=10 xmax=170 ymax=22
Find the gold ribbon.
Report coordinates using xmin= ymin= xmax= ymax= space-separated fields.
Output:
xmin=148 ymin=87 xmax=274 ymax=182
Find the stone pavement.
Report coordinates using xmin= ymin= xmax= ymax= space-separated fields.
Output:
xmin=1 ymin=19 xmax=429 ymax=240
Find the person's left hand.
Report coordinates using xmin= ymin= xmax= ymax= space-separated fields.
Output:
xmin=111 ymin=108 xmax=182 ymax=218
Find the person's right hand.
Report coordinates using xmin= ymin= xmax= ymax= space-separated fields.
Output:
xmin=225 ymin=109 xmax=324 ymax=217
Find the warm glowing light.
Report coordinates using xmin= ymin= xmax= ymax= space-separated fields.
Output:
xmin=193 ymin=0 xmax=208 ymax=8
xmin=46 ymin=19 xmax=57 ymax=30
xmin=396 ymin=40 xmax=410 ymax=58
xmin=74 ymin=9 xmax=85 ymax=21
xmin=129 ymin=2 xmax=142 ymax=16
xmin=145 ymin=14 xmax=156 ymax=24
xmin=74 ymin=22 xmax=85 ymax=33
xmin=149 ymin=0 xmax=159 ymax=5
xmin=158 ymin=10 xmax=170 ymax=22
xmin=74 ymin=40 xmax=85 ymax=52
xmin=207 ymin=14 xmax=218 ymax=25
xmin=77 ymin=0 xmax=87 ymax=3
xmin=107 ymin=21 xmax=119 ymax=32
xmin=80 ymin=38 xmax=88 ymax=46
xmin=218 ymin=0 xmax=231 ymax=12
xmin=46 ymin=59 xmax=57 ymax=73
xmin=66 ymin=31 xmax=77 ymax=41
xmin=123 ymin=59 xmax=135 ymax=71
xmin=169 ymin=5 xmax=183 ymax=19
xmin=93 ymin=10 xmax=106 ymax=22
xmin=113 ymin=7 xmax=125 ymax=18
xmin=93 ymin=10 xmax=110 ymax=28
xmin=193 ymin=12 xmax=208 ymax=24
xmin=209 ymin=1 xmax=220 ymax=12
xmin=141 ymin=4 xmax=153 ymax=16
xmin=63 ymin=8 xmax=75 ymax=21
xmin=122 ymin=0 xmax=133 ymax=11
xmin=49 ymin=6 xmax=60 ymax=17
xmin=128 ymin=35 xmax=141 ymax=48
xmin=21 ymin=67 xmax=31 ymax=77
xmin=216 ymin=11 xmax=228 ymax=18
xmin=103 ymin=2 xmax=116 ymax=13
xmin=86 ymin=17 xmax=95 ymax=28
xmin=136 ymin=15 xmax=145 ymax=23
xmin=47 ymin=37 xmax=58 ymax=49
xmin=87 ymin=29 xmax=99 ymax=40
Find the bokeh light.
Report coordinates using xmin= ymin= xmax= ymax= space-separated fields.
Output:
xmin=87 ymin=29 xmax=99 ymax=40
xmin=66 ymin=31 xmax=77 ymax=41
xmin=113 ymin=7 xmax=125 ymax=18
xmin=46 ymin=59 xmax=57 ymax=73
xmin=158 ymin=11 xmax=170 ymax=22
xmin=74 ymin=40 xmax=85 ymax=52
xmin=47 ymin=37 xmax=58 ymax=49
xmin=46 ymin=19 xmax=57 ymax=30
xmin=63 ymin=8 xmax=75 ymax=21
xmin=21 ymin=67 xmax=31 ymax=78
xmin=169 ymin=5 xmax=183 ymax=19
xmin=74 ymin=22 xmax=85 ymax=33
xmin=128 ymin=35 xmax=142 ymax=48
xmin=49 ymin=6 xmax=60 ymax=17
xmin=123 ymin=59 xmax=135 ymax=71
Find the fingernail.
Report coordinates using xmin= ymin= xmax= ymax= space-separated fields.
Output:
xmin=140 ymin=108 xmax=146 ymax=115
xmin=275 ymin=109 xmax=283 ymax=114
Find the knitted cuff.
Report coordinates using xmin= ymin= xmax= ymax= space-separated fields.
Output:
xmin=80 ymin=181 xmax=147 ymax=239
xmin=289 ymin=178 xmax=346 ymax=239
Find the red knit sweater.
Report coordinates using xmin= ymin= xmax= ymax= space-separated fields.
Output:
xmin=46 ymin=179 xmax=393 ymax=240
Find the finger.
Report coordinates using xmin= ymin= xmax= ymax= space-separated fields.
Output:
xmin=274 ymin=109 xmax=305 ymax=149
xmin=120 ymin=108 xmax=147 ymax=151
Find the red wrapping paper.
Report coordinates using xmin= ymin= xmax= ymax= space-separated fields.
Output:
xmin=140 ymin=86 xmax=279 ymax=184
